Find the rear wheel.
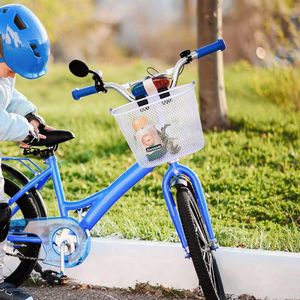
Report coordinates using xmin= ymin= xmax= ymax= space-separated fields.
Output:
xmin=4 ymin=178 xmax=44 ymax=286
xmin=176 ymin=186 xmax=225 ymax=300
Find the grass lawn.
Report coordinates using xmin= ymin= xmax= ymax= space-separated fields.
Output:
xmin=2 ymin=60 xmax=299 ymax=252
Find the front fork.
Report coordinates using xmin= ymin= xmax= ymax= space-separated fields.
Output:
xmin=162 ymin=162 xmax=218 ymax=255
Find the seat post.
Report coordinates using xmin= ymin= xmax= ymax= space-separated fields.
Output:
xmin=41 ymin=145 xmax=58 ymax=159
xmin=47 ymin=145 xmax=58 ymax=157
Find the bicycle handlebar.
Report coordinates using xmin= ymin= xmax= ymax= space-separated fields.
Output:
xmin=71 ymin=39 xmax=226 ymax=101
xmin=72 ymin=85 xmax=98 ymax=100
xmin=194 ymin=39 xmax=226 ymax=59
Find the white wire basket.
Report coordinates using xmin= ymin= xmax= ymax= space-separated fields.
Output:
xmin=111 ymin=82 xmax=205 ymax=167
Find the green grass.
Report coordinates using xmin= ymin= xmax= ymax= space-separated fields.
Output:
xmin=2 ymin=60 xmax=299 ymax=252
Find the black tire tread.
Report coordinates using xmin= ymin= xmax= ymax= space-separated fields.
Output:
xmin=2 ymin=163 xmax=47 ymax=217
xmin=176 ymin=186 xmax=225 ymax=300
xmin=4 ymin=178 xmax=41 ymax=286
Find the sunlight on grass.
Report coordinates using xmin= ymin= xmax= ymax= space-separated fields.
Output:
xmin=2 ymin=61 xmax=299 ymax=252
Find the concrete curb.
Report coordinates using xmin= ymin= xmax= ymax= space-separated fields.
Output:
xmin=34 ymin=238 xmax=300 ymax=300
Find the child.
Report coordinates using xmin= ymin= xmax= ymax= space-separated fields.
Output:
xmin=0 ymin=4 xmax=52 ymax=299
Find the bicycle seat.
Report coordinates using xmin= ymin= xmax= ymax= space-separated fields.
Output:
xmin=30 ymin=130 xmax=75 ymax=147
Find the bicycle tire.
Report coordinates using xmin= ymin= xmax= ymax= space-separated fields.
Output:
xmin=3 ymin=178 xmax=44 ymax=286
xmin=1 ymin=163 xmax=47 ymax=217
xmin=176 ymin=186 xmax=226 ymax=300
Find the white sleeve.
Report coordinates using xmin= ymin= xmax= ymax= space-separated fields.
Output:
xmin=0 ymin=81 xmax=31 ymax=141
xmin=6 ymin=89 xmax=37 ymax=116
xmin=0 ymin=109 xmax=31 ymax=141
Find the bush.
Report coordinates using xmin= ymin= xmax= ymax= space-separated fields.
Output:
xmin=2 ymin=62 xmax=299 ymax=251
xmin=229 ymin=61 xmax=300 ymax=111
xmin=254 ymin=67 xmax=300 ymax=111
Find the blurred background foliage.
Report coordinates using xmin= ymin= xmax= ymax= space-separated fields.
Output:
xmin=3 ymin=0 xmax=299 ymax=111
xmin=1 ymin=0 xmax=299 ymax=250
xmin=3 ymin=0 xmax=300 ymax=66
xmin=4 ymin=0 xmax=93 ymax=43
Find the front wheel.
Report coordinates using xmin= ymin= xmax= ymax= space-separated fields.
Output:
xmin=176 ymin=186 xmax=225 ymax=300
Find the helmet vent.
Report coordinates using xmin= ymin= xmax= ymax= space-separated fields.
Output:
xmin=1 ymin=9 xmax=8 ymax=14
xmin=14 ymin=15 xmax=27 ymax=30
xmin=30 ymin=43 xmax=41 ymax=57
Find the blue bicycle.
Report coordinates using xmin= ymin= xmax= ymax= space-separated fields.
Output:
xmin=2 ymin=40 xmax=226 ymax=300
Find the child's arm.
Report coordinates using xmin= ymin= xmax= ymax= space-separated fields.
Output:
xmin=0 ymin=81 xmax=33 ymax=141
xmin=7 ymin=89 xmax=49 ymax=131
xmin=0 ymin=109 xmax=32 ymax=141
xmin=6 ymin=89 xmax=37 ymax=117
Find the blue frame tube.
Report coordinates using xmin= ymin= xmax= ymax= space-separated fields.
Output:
xmin=8 ymin=167 xmax=52 ymax=207
xmin=80 ymin=163 xmax=153 ymax=230
xmin=6 ymin=158 xmax=153 ymax=244
xmin=63 ymin=188 xmax=110 ymax=211
xmin=4 ymin=157 xmax=154 ymax=222
xmin=162 ymin=164 xmax=188 ymax=249
xmin=178 ymin=164 xmax=216 ymax=244
xmin=46 ymin=156 xmax=68 ymax=216
xmin=163 ymin=162 xmax=217 ymax=250
xmin=9 ymin=235 xmax=41 ymax=244
xmin=5 ymin=156 xmax=216 ymax=251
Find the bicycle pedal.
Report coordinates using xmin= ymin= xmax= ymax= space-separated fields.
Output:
xmin=41 ymin=270 xmax=69 ymax=286
xmin=59 ymin=274 xmax=69 ymax=285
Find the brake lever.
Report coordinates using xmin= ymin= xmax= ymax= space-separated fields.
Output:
xmin=90 ymin=70 xmax=107 ymax=93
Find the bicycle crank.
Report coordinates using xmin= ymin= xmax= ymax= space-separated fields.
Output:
xmin=10 ymin=217 xmax=91 ymax=268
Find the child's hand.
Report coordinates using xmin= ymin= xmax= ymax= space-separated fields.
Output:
xmin=43 ymin=124 xmax=56 ymax=131
xmin=22 ymin=112 xmax=56 ymax=147
xmin=20 ymin=123 xmax=57 ymax=148
xmin=29 ymin=120 xmax=46 ymax=140
xmin=21 ymin=126 xmax=42 ymax=148
xmin=25 ymin=112 xmax=56 ymax=132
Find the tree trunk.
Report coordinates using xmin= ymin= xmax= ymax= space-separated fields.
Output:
xmin=197 ymin=0 xmax=229 ymax=130
xmin=182 ymin=0 xmax=193 ymax=30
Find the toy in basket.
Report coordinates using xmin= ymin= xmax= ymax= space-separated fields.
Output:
xmin=132 ymin=116 xmax=181 ymax=162
xmin=132 ymin=116 xmax=167 ymax=161
xmin=111 ymin=81 xmax=205 ymax=168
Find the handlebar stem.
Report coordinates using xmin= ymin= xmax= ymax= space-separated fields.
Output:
xmin=170 ymin=56 xmax=190 ymax=88
xmin=103 ymin=82 xmax=136 ymax=102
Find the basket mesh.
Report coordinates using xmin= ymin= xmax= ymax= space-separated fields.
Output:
xmin=111 ymin=83 xmax=204 ymax=167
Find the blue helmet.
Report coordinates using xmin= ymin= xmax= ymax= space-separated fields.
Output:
xmin=0 ymin=4 xmax=50 ymax=79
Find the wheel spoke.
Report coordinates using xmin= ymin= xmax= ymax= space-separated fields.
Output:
xmin=198 ymin=227 xmax=218 ymax=287
xmin=193 ymin=218 xmax=220 ymax=295
xmin=176 ymin=187 xmax=225 ymax=299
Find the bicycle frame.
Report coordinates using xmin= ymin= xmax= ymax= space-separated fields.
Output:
xmin=3 ymin=154 xmax=217 ymax=255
